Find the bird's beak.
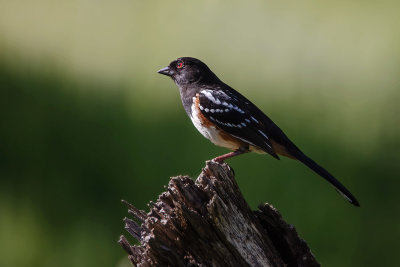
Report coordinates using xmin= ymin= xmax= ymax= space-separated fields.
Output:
xmin=157 ymin=66 xmax=173 ymax=76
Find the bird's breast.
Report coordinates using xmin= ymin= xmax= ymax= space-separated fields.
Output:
xmin=190 ymin=94 xmax=243 ymax=151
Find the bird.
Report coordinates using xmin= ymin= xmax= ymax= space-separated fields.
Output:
xmin=157 ymin=57 xmax=360 ymax=207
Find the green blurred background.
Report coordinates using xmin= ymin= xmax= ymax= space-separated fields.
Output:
xmin=1 ymin=1 xmax=399 ymax=266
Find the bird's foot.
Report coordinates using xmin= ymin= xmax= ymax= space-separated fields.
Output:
xmin=212 ymin=149 xmax=249 ymax=163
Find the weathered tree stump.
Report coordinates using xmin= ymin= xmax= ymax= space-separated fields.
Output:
xmin=119 ymin=161 xmax=319 ymax=267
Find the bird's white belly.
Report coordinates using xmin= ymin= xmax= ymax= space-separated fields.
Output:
xmin=190 ymin=103 xmax=238 ymax=150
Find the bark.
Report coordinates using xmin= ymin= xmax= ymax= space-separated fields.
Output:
xmin=119 ymin=161 xmax=319 ymax=267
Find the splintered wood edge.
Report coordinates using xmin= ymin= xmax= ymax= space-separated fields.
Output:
xmin=120 ymin=161 xmax=320 ymax=267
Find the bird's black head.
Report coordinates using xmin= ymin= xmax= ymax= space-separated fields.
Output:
xmin=157 ymin=57 xmax=220 ymax=86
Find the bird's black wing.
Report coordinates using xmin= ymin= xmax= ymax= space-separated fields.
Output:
xmin=197 ymin=88 xmax=279 ymax=159
xmin=198 ymin=88 xmax=360 ymax=205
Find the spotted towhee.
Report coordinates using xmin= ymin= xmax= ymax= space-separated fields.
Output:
xmin=158 ymin=57 xmax=359 ymax=206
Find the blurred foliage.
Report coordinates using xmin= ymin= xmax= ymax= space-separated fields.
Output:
xmin=1 ymin=1 xmax=400 ymax=266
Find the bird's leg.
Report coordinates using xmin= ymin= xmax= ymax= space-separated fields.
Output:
xmin=212 ymin=146 xmax=249 ymax=163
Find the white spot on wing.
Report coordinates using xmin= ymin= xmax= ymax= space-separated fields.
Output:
xmin=202 ymin=94 xmax=246 ymax=114
xmin=258 ymin=130 xmax=269 ymax=140
xmin=201 ymin=90 xmax=222 ymax=105
xmin=201 ymin=90 xmax=214 ymax=101
xmin=234 ymin=106 xmax=245 ymax=114
xmin=251 ymin=116 xmax=259 ymax=123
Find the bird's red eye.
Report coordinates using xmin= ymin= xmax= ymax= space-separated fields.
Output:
xmin=177 ymin=62 xmax=184 ymax=69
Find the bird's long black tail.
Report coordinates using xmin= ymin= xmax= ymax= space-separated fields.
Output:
xmin=290 ymin=149 xmax=360 ymax=207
